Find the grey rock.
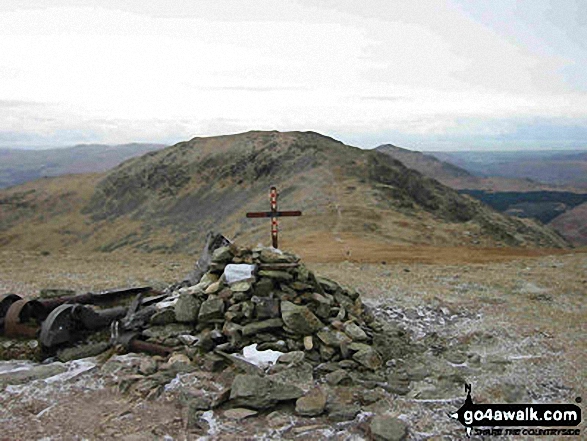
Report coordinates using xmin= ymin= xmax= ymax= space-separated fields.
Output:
xmin=370 ymin=415 xmax=408 ymax=441
xmin=175 ymin=293 xmax=202 ymax=323
xmin=215 ymin=351 xmax=264 ymax=376
xmin=212 ymin=246 xmax=233 ymax=263
xmin=353 ymin=347 xmax=383 ymax=370
xmin=319 ymin=344 xmax=337 ymax=361
xmin=317 ymin=330 xmax=351 ymax=347
xmin=325 ymin=369 xmax=352 ymax=386
xmin=224 ymin=408 xmax=258 ymax=420
xmin=372 ymin=324 xmax=410 ymax=362
xmin=316 ymin=276 xmax=340 ymax=293
xmin=198 ymin=297 xmax=225 ymax=323
xmin=269 ymin=362 xmax=314 ymax=390
xmin=327 ymin=402 xmax=360 ymax=422
xmin=142 ymin=323 xmax=192 ymax=340
xmin=150 ymin=308 xmax=177 ymax=325
xmin=199 ymin=272 xmax=219 ymax=287
xmin=252 ymin=297 xmax=280 ymax=319
xmin=241 ymin=301 xmax=255 ymax=319
xmin=241 ymin=318 xmax=284 ymax=336
xmin=281 ymin=301 xmax=324 ymax=335
xmin=258 ymin=270 xmax=293 ymax=282
xmin=444 ymin=349 xmax=467 ymax=365
xmin=139 ymin=357 xmax=158 ymax=376
xmin=253 ymin=278 xmax=274 ymax=297
xmin=0 ymin=362 xmax=67 ymax=387
xmin=230 ymin=281 xmax=252 ymax=292
xmin=343 ymin=322 xmax=368 ymax=341
xmin=229 ymin=374 xmax=304 ymax=409
xmin=56 ymin=342 xmax=110 ymax=362
xmin=295 ymin=387 xmax=327 ymax=416
xmin=349 ymin=342 xmax=372 ymax=352
xmin=278 ymin=351 xmax=305 ymax=364
xmin=338 ymin=359 xmax=358 ymax=370
xmin=385 ymin=371 xmax=410 ymax=395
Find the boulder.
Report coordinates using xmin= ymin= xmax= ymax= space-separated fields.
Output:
xmin=229 ymin=374 xmax=304 ymax=409
xmin=369 ymin=415 xmax=408 ymax=441
xmin=317 ymin=330 xmax=351 ymax=347
xmin=211 ymin=246 xmax=233 ymax=263
xmin=258 ymin=270 xmax=293 ymax=282
xmin=281 ymin=301 xmax=324 ymax=335
xmin=252 ymin=297 xmax=280 ymax=319
xmin=175 ymin=293 xmax=201 ymax=323
xmin=295 ymin=386 xmax=327 ymax=416
xmin=198 ymin=297 xmax=225 ymax=323
xmin=150 ymin=308 xmax=177 ymax=325
xmin=241 ymin=318 xmax=284 ymax=336
xmin=353 ymin=347 xmax=383 ymax=370
xmin=343 ymin=322 xmax=368 ymax=341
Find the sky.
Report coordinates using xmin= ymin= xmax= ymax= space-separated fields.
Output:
xmin=1 ymin=0 xmax=586 ymax=151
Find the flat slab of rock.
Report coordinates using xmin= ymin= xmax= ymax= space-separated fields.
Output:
xmin=295 ymin=386 xmax=327 ymax=416
xmin=281 ymin=301 xmax=324 ymax=335
xmin=241 ymin=318 xmax=283 ymax=336
xmin=353 ymin=347 xmax=383 ymax=370
xmin=223 ymin=408 xmax=258 ymax=420
xmin=229 ymin=374 xmax=304 ymax=409
xmin=369 ymin=415 xmax=408 ymax=441
xmin=175 ymin=293 xmax=201 ymax=323
xmin=198 ymin=297 xmax=225 ymax=322
xmin=0 ymin=362 xmax=67 ymax=387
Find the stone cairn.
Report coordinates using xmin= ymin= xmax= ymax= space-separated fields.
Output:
xmin=0 ymin=237 xmax=412 ymax=439
xmin=124 ymin=241 xmax=411 ymax=434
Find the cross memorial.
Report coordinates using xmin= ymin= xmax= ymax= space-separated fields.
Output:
xmin=246 ymin=186 xmax=302 ymax=249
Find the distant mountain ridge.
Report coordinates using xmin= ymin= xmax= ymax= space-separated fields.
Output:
xmin=431 ymin=150 xmax=587 ymax=189
xmin=0 ymin=143 xmax=167 ymax=189
xmin=0 ymin=131 xmax=567 ymax=255
xmin=375 ymin=144 xmax=569 ymax=192
xmin=375 ymin=144 xmax=586 ymax=247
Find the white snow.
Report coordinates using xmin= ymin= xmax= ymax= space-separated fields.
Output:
xmin=223 ymin=264 xmax=257 ymax=284
xmin=239 ymin=344 xmax=283 ymax=367
xmin=44 ymin=359 xmax=96 ymax=384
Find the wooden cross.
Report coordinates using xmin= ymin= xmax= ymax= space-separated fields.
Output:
xmin=246 ymin=186 xmax=302 ymax=249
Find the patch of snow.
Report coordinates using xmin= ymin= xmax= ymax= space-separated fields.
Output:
xmin=224 ymin=264 xmax=257 ymax=284
xmin=0 ymin=362 xmax=34 ymax=375
xmin=240 ymin=344 xmax=282 ymax=367
xmin=200 ymin=410 xmax=219 ymax=436
xmin=164 ymin=372 xmax=194 ymax=392
xmin=44 ymin=359 xmax=96 ymax=384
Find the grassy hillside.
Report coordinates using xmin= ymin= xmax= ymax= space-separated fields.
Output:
xmin=0 ymin=131 xmax=569 ymax=255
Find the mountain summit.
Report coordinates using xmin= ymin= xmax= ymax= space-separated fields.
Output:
xmin=0 ymin=131 xmax=568 ymax=254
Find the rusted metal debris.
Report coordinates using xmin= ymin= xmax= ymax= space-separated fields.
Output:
xmin=0 ymin=293 xmax=22 ymax=330
xmin=0 ymin=286 xmax=155 ymax=339
xmin=110 ymin=321 xmax=173 ymax=357
xmin=36 ymin=285 xmax=153 ymax=311
xmin=39 ymin=304 xmax=129 ymax=348
xmin=4 ymin=299 xmax=47 ymax=338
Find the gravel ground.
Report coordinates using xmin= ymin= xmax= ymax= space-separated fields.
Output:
xmin=0 ymin=248 xmax=585 ymax=440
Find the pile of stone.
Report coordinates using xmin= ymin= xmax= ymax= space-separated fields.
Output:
xmin=1 ymin=239 xmax=415 ymax=440
xmin=103 ymin=242 xmax=412 ymax=436
xmin=145 ymin=244 xmax=394 ymax=372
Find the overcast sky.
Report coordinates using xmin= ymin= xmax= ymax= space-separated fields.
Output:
xmin=1 ymin=0 xmax=586 ymax=150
